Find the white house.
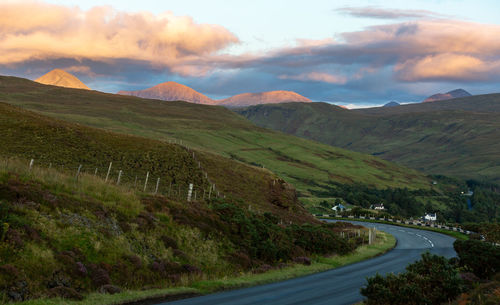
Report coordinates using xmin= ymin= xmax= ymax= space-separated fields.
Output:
xmin=372 ymin=203 xmax=385 ymax=210
xmin=424 ymin=213 xmax=437 ymax=222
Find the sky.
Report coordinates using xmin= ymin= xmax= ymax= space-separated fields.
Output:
xmin=2 ymin=0 xmax=500 ymax=107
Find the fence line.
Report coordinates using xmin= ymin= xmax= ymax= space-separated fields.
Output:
xmin=1 ymin=155 xmax=222 ymax=203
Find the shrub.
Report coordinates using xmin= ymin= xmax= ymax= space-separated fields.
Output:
xmin=361 ymin=252 xmax=463 ymax=305
xmin=454 ymin=239 xmax=500 ymax=279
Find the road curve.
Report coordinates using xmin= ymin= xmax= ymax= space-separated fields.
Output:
xmin=160 ymin=221 xmax=456 ymax=305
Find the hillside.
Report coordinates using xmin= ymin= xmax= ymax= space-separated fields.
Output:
xmin=118 ymin=82 xmax=215 ymax=105
xmin=35 ymin=69 xmax=90 ymax=90
xmin=0 ymin=102 xmax=312 ymax=222
xmin=237 ymin=98 xmax=500 ymax=183
xmin=0 ymin=104 xmax=371 ymax=301
xmin=0 ymin=76 xmax=431 ymax=201
xmin=219 ymin=91 xmax=311 ymax=107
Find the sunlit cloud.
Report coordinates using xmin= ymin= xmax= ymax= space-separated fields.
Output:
xmin=336 ymin=6 xmax=448 ymax=20
xmin=0 ymin=1 xmax=238 ymax=76
xmin=279 ymin=72 xmax=347 ymax=84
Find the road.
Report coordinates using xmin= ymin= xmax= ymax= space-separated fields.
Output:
xmin=159 ymin=221 xmax=457 ymax=305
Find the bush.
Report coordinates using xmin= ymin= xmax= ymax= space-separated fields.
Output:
xmin=454 ymin=239 xmax=500 ymax=279
xmin=361 ymin=252 xmax=463 ymax=305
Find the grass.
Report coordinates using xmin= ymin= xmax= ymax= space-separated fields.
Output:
xmin=0 ymin=102 xmax=317 ymax=222
xmin=237 ymin=100 xmax=500 ymax=184
xmin=13 ymin=288 xmax=198 ymax=305
xmin=14 ymin=232 xmax=395 ymax=305
xmin=0 ymin=157 xmax=371 ymax=303
xmin=0 ymin=76 xmax=432 ymax=201
xmin=322 ymin=217 xmax=469 ymax=240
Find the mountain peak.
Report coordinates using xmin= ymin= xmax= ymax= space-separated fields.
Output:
xmin=219 ymin=90 xmax=311 ymax=107
xmin=35 ymin=69 xmax=90 ymax=90
xmin=423 ymin=88 xmax=471 ymax=103
xmin=118 ymin=81 xmax=215 ymax=105
xmin=383 ymin=101 xmax=400 ymax=107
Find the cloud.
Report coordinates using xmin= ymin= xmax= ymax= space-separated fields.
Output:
xmin=227 ymin=19 xmax=500 ymax=85
xmin=0 ymin=1 xmax=238 ymax=76
xmin=64 ymin=65 xmax=99 ymax=78
xmin=279 ymin=72 xmax=347 ymax=84
xmin=336 ymin=6 xmax=447 ymax=19
xmin=395 ymin=53 xmax=500 ymax=82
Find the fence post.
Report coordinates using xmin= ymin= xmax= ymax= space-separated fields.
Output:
xmin=49 ymin=163 xmax=52 ymax=169
xmin=117 ymin=170 xmax=122 ymax=185
xmin=155 ymin=178 xmax=160 ymax=194
xmin=144 ymin=171 xmax=149 ymax=192
xmin=75 ymin=164 xmax=82 ymax=181
xmin=187 ymin=183 xmax=194 ymax=202
xmin=94 ymin=168 xmax=98 ymax=176
xmin=105 ymin=162 xmax=112 ymax=182
xmin=29 ymin=159 xmax=34 ymax=171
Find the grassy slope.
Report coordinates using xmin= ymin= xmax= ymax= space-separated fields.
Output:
xmin=237 ymin=100 xmax=500 ymax=183
xmin=0 ymin=102 xmax=311 ymax=222
xmin=0 ymin=76 xmax=431 ymax=199
xmin=0 ymin=157 xmax=383 ymax=303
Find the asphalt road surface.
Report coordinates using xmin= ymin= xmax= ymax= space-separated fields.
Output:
xmin=160 ymin=221 xmax=457 ymax=305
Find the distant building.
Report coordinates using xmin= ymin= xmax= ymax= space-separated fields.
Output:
xmin=332 ymin=204 xmax=346 ymax=212
xmin=424 ymin=213 xmax=437 ymax=222
xmin=371 ymin=203 xmax=385 ymax=210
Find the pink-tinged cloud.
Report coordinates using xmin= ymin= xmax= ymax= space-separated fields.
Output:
xmin=395 ymin=54 xmax=500 ymax=82
xmin=336 ymin=6 xmax=448 ymax=19
xmin=0 ymin=1 xmax=238 ymax=76
xmin=280 ymin=72 xmax=347 ymax=84
xmin=239 ymin=19 xmax=500 ymax=84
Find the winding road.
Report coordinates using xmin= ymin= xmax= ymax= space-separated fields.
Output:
xmin=160 ymin=221 xmax=457 ymax=305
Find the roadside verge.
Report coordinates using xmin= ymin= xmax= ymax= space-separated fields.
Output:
xmin=17 ymin=232 xmax=395 ymax=305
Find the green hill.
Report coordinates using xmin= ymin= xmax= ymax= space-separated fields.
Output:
xmin=0 ymin=76 xmax=431 ymax=200
xmin=237 ymin=99 xmax=500 ymax=184
xmin=0 ymin=102 xmax=311 ymax=222
xmin=0 ymin=104 xmax=369 ymax=301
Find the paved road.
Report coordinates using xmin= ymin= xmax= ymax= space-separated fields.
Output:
xmin=160 ymin=221 xmax=456 ymax=305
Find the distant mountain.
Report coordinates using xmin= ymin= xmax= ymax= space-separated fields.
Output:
xmin=118 ymin=81 xmax=215 ymax=105
xmin=35 ymin=69 xmax=90 ymax=90
xmin=383 ymin=101 xmax=400 ymax=107
xmin=423 ymin=89 xmax=471 ymax=103
xmin=219 ymin=90 xmax=311 ymax=107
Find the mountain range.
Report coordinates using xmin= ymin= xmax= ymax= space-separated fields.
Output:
xmin=36 ymin=69 xmax=312 ymax=107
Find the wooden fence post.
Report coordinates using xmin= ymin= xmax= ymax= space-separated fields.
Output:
xmin=117 ymin=170 xmax=122 ymax=185
xmin=144 ymin=171 xmax=149 ymax=192
xmin=105 ymin=162 xmax=112 ymax=182
xmin=75 ymin=164 xmax=82 ymax=180
xmin=29 ymin=159 xmax=34 ymax=171
xmin=155 ymin=178 xmax=160 ymax=194
xmin=187 ymin=183 xmax=194 ymax=201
